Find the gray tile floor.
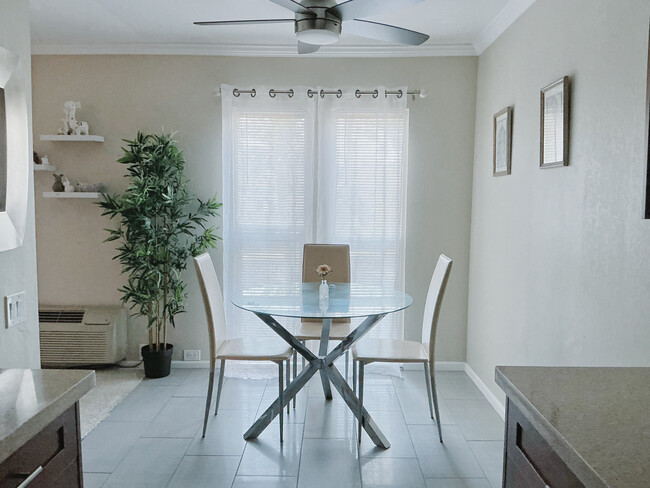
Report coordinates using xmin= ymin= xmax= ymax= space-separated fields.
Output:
xmin=82 ymin=367 xmax=504 ymax=488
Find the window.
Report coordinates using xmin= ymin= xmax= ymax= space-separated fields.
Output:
xmin=222 ymin=86 xmax=409 ymax=350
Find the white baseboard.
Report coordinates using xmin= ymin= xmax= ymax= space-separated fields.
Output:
xmin=402 ymin=361 xmax=465 ymax=371
xmin=172 ymin=360 xmax=211 ymax=369
xmin=464 ymin=363 xmax=506 ymax=420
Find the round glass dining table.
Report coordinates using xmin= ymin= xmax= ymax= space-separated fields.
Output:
xmin=232 ymin=282 xmax=413 ymax=449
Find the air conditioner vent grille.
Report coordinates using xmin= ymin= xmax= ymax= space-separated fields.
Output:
xmin=39 ymin=310 xmax=85 ymax=324
xmin=40 ymin=331 xmax=110 ymax=363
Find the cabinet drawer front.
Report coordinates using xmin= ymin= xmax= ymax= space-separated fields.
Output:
xmin=505 ymin=454 xmax=544 ymax=488
xmin=0 ymin=405 xmax=79 ymax=488
xmin=506 ymin=400 xmax=584 ymax=488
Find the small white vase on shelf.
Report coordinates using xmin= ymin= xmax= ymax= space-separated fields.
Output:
xmin=319 ymin=279 xmax=329 ymax=300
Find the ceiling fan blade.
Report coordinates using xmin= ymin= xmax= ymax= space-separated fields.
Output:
xmin=328 ymin=0 xmax=424 ymax=21
xmin=268 ymin=0 xmax=314 ymax=14
xmin=194 ymin=19 xmax=295 ymax=26
xmin=345 ymin=19 xmax=429 ymax=45
xmin=298 ymin=41 xmax=320 ymax=54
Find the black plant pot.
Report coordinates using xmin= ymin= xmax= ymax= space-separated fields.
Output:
xmin=141 ymin=344 xmax=173 ymax=378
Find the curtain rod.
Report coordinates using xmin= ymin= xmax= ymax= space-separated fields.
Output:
xmin=214 ymin=87 xmax=427 ymax=99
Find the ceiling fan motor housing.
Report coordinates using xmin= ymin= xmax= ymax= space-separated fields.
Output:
xmin=295 ymin=0 xmax=342 ymax=45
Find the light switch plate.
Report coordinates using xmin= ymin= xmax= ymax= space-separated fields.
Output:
xmin=5 ymin=292 xmax=26 ymax=328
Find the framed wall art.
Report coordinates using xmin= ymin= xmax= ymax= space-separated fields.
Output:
xmin=540 ymin=76 xmax=570 ymax=168
xmin=493 ymin=106 xmax=513 ymax=176
xmin=645 ymin=30 xmax=650 ymax=219
xmin=0 ymin=45 xmax=29 ymax=252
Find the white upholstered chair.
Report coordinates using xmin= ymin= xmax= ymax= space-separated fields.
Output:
xmin=352 ymin=254 xmax=452 ymax=443
xmin=294 ymin=244 xmax=352 ymax=380
xmin=194 ymin=253 xmax=293 ymax=442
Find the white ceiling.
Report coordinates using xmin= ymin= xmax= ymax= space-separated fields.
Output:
xmin=29 ymin=0 xmax=536 ymax=56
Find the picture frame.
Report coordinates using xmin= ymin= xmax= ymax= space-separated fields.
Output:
xmin=643 ymin=30 xmax=650 ymax=220
xmin=0 ymin=45 xmax=29 ymax=252
xmin=540 ymin=76 xmax=570 ymax=168
xmin=493 ymin=106 xmax=513 ymax=176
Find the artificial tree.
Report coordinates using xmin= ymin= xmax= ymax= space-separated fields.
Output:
xmin=99 ymin=132 xmax=221 ymax=369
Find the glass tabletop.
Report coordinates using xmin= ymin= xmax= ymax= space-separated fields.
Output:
xmin=232 ymin=282 xmax=413 ymax=319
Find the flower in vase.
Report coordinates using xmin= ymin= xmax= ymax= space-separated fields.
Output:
xmin=316 ymin=264 xmax=332 ymax=279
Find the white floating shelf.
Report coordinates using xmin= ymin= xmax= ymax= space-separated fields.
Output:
xmin=33 ymin=164 xmax=57 ymax=172
xmin=42 ymin=192 xmax=101 ymax=199
xmin=40 ymin=135 xmax=104 ymax=142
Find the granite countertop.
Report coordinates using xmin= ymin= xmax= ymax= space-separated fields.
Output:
xmin=0 ymin=369 xmax=95 ymax=464
xmin=496 ymin=366 xmax=650 ymax=488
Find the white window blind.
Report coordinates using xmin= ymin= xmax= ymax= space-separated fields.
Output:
xmin=318 ymin=104 xmax=409 ymax=339
xmin=222 ymin=85 xmax=408 ymax=351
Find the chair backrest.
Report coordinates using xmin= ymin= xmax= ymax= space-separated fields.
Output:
xmin=302 ymin=244 xmax=350 ymax=283
xmin=194 ymin=253 xmax=227 ymax=364
xmin=421 ymin=254 xmax=453 ymax=361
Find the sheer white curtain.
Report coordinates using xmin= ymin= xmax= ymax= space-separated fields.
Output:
xmin=222 ymin=85 xmax=316 ymax=343
xmin=317 ymin=87 xmax=409 ymax=339
xmin=222 ymin=85 xmax=409 ymax=354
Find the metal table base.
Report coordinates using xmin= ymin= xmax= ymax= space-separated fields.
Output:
xmin=243 ymin=312 xmax=391 ymax=449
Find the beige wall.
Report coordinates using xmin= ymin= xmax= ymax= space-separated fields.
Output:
xmin=467 ymin=0 xmax=650 ymax=407
xmin=32 ymin=55 xmax=477 ymax=361
xmin=0 ymin=0 xmax=39 ymax=368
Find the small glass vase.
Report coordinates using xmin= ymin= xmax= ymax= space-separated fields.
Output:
xmin=319 ymin=279 xmax=329 ymax=300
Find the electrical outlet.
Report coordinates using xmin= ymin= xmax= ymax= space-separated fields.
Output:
xmin=184 ymin=349 xmax=201 ymax=361
xmin=5 ymin=292 xmax=26 ymax=329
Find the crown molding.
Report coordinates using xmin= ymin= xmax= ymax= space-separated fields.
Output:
xmin=473 ymin=0 xmax=536 ymax=55
xmin=31 ymin=42 xmax=477 ymax=58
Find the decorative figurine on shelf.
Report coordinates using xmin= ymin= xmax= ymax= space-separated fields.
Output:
xmin=62 ymin=176 xmax=75 ymax=193
xmin=60 ymin=101 xmax=90 ymax=136
xmin=52 ymin=174 xmax=64 ymax=192
xmin=33 ymin=151 xmax=41 ymax=165
xmin=41 ymin=155 xmax=49 ymax=166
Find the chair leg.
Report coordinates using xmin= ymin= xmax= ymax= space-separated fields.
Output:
xmin=352 ymin=358 xmax=357 ymax=394
xmin=301 ymin=340 xmax=306 ymax=370
xmin=202 ymin=364 xmax=215 ymax=438
xmin=430 ymin=363 xmax=443 ymax=443
xmin=423 ymin=361 xmax=435 ymax=420
xmin=345 ymin=350 xmax=349 ymax=380
xmin=292 ymin=351 xmax=297 ymax=409
xmin=214 ymin=359 xmax=226 ymax=416
xmin=358 ymin=361 xmax=364 ymax=444
xmin=278 ymin=361 xmax=284 ymax=443
xmin=286 ymin=359 xmax=291 ymax=415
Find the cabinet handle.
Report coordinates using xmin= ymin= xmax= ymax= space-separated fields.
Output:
xmin=17 ymin=466 xmax=43 ymax=488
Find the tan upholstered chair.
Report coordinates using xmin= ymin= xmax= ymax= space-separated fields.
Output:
xmin=352 ymin=254 xmax=452 ymax=443
xmin=294 ymin=244 xmax=352 ymax=379
xmin=194 ymin=253 xmax=293 ymax=442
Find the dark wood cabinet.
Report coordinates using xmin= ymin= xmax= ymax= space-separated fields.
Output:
xmin=0 ymin=404 xmax=83 ymax=488
xmin=503 ymin=399 xmax=584 ymax=488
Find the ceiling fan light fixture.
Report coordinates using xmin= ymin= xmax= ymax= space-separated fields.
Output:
xmin=295 ymin=27 xmax=340 ymax=45
xmin=295 ymin=14 xmax=341 ymax=45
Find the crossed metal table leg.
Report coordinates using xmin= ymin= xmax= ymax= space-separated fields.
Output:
xmin=243 ymin=312 xmax=391 ymax=449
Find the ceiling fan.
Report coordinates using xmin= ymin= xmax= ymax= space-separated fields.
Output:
xmin=194 ymin=0 xmax=430 ymax=54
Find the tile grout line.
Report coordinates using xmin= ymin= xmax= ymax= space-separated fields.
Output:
xmin=231 ymin=377 xmax=270 ymax=487
xmin=391 ymin=367 xmax=430 ymax=486
xmin=161 ymin=374 xmax=218 ymax=488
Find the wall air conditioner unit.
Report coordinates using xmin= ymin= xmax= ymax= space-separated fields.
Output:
xmin=39 ymin=306 xmax=127 ymax=367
